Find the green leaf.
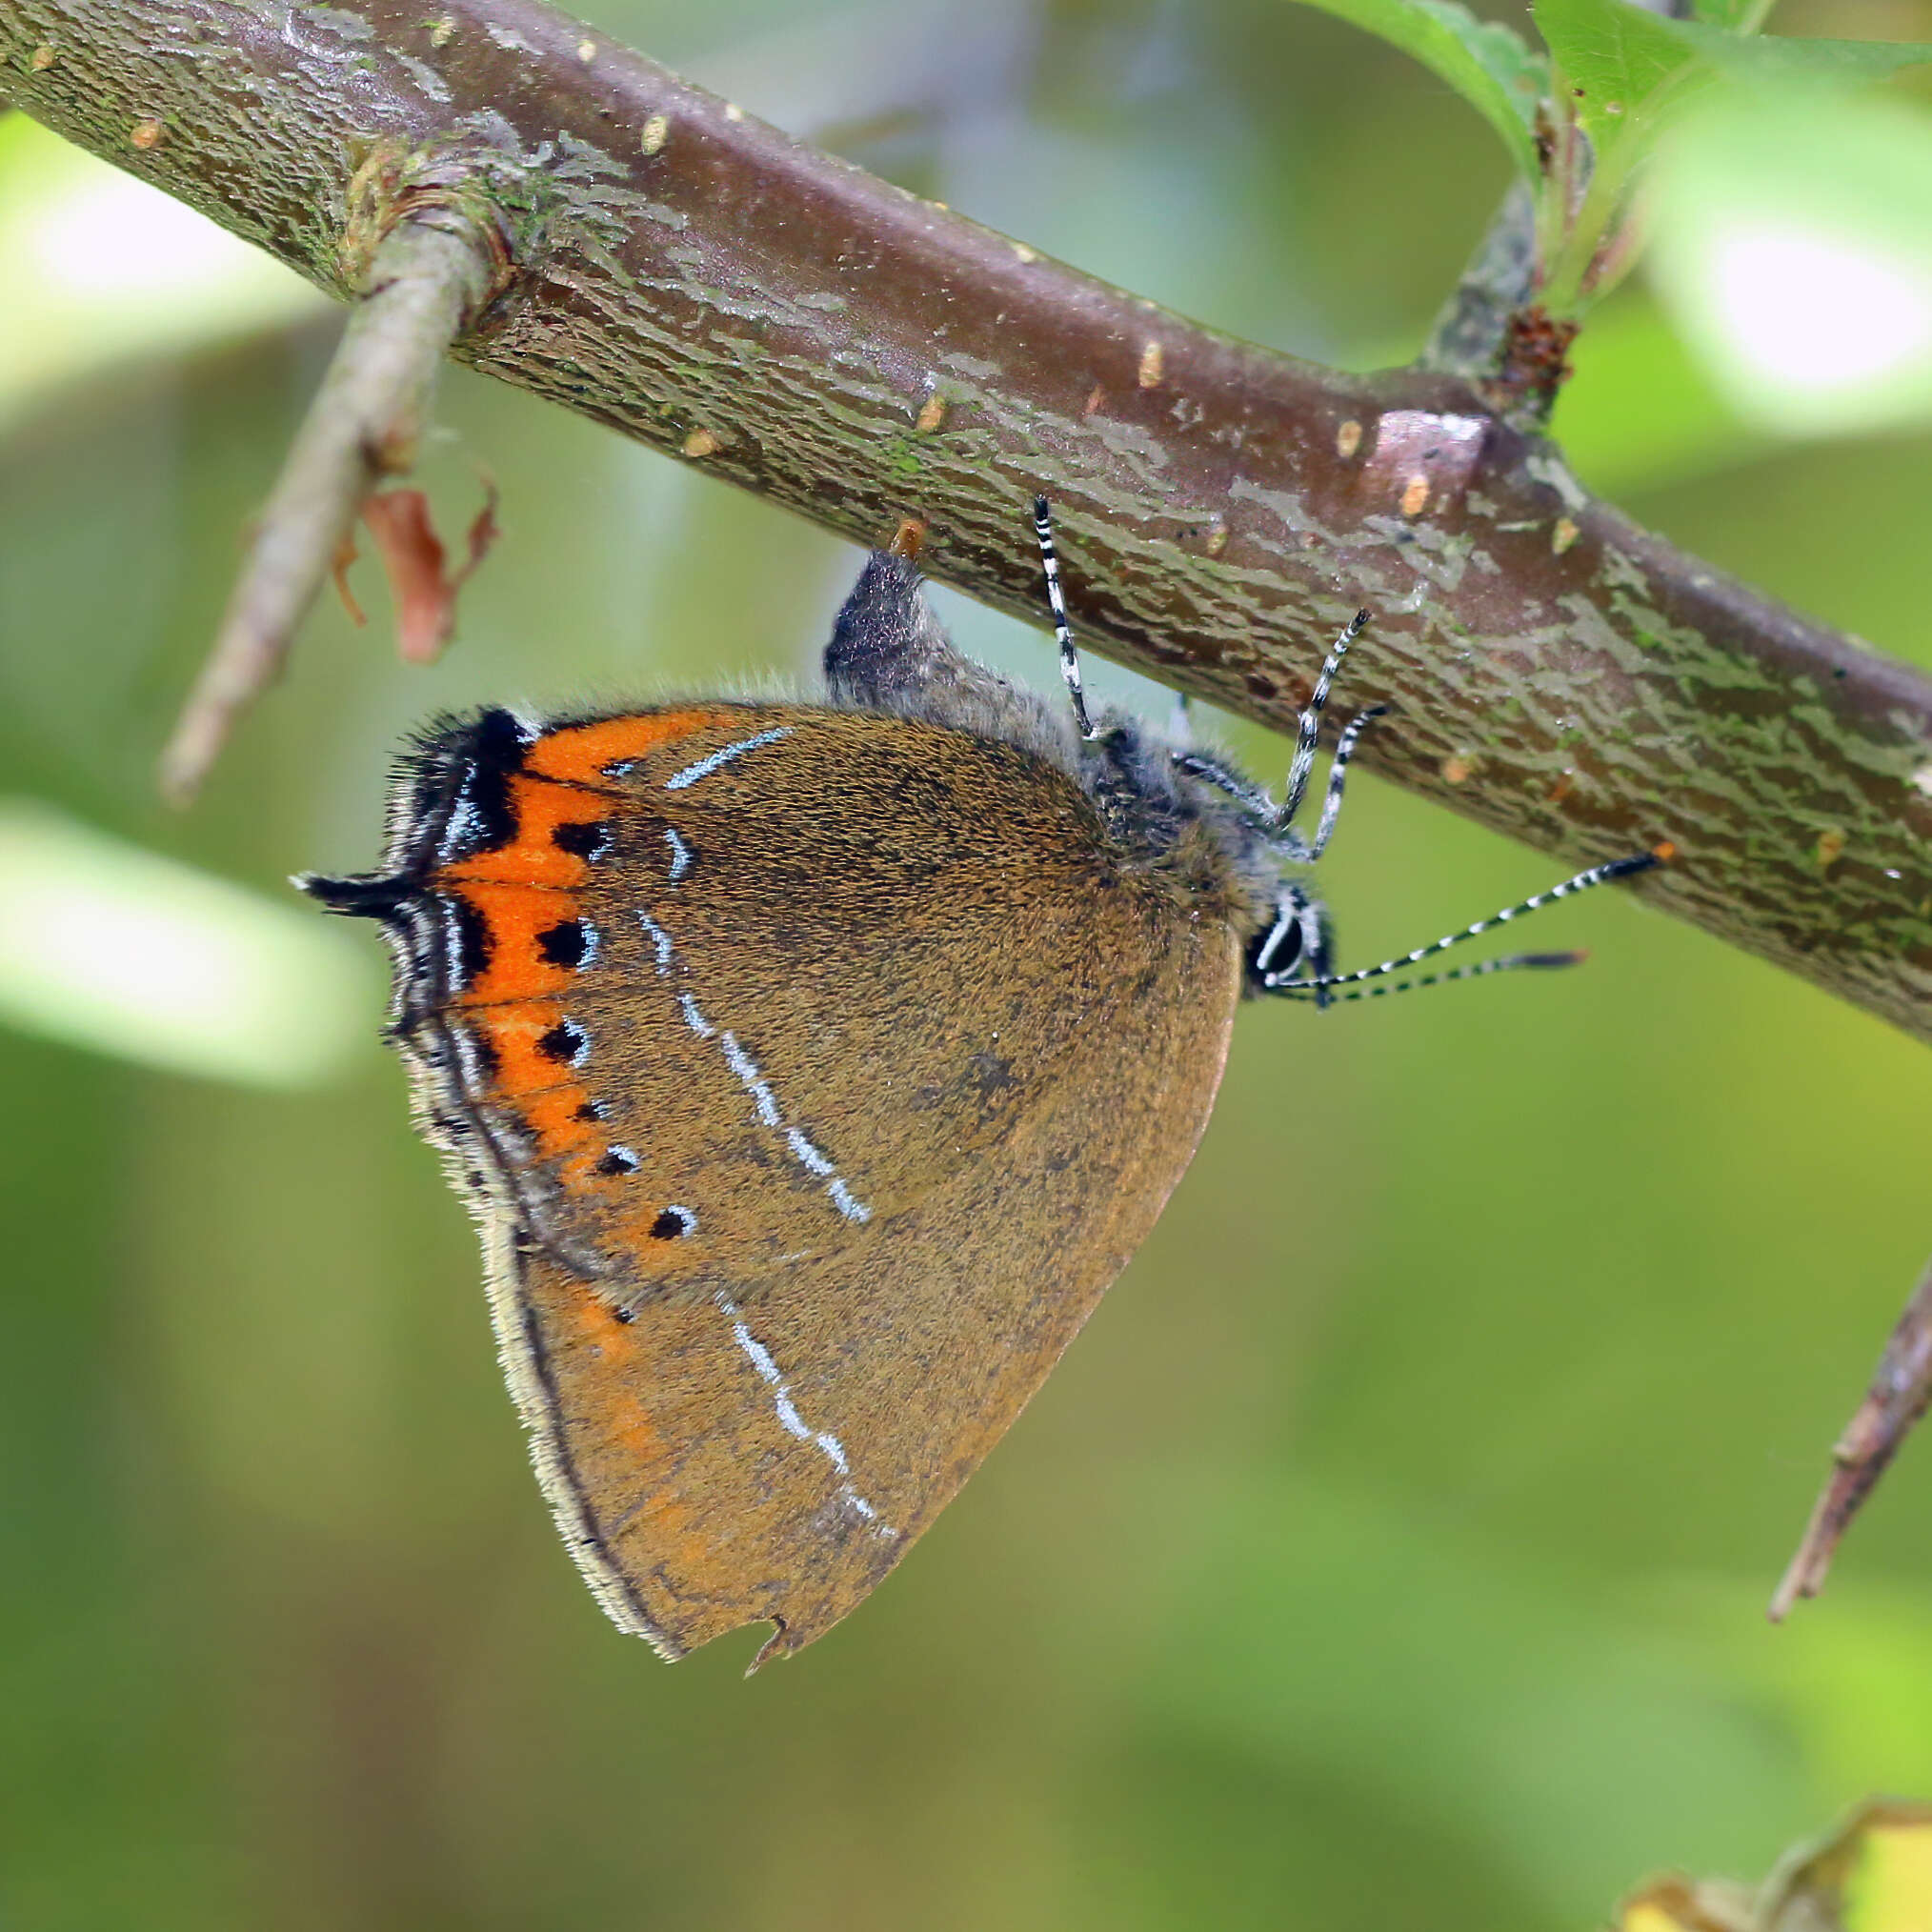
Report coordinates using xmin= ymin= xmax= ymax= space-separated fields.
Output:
xmin=1535 ymin=0 xmax=1932 ymax=148
xmin=1672 ymin=19 xmax=1932 ymax=89
xmin=1533 ymin=0 xmax=1714 ymax=144
xmin=1688 ymin=0 xmax=1775 ymax=30
xmin=1288 ymin=0 xmax=1545 ymax=179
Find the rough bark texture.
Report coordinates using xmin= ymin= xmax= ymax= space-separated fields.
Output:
xmin=5 ymin=0 xmax=1931 ymax=1041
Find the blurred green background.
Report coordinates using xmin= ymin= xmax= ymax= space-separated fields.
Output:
xmin=6 ymin=3 xmax=1932 ymax=1926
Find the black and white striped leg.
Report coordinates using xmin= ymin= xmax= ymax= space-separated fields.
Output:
xmin=1303 ymin=703 xmax=1391 ymax=861
xmin=1172 ymin=749 xmax=1275 ymax=819
xmin=1263 ymin=851 xmax=1660 ymax=996
xmin=1033 ymin=495 xmax=1097 ymax=741
xmin=1278 ymin=608 xmax=1370 ymax=830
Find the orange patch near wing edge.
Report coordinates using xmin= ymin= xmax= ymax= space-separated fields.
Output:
xmin=553 ymin=1288 xmax=742 ymax=1597
xmin=438 ymin=774 xmax=607 ymax=890
xmin=517 ymin=1083 xmax=602 ymax=1162
xmin=524 ymin=709 xmax=741 ymax=786
xmin=471 ymin=1002 xmax=579 ymax=1114
xmin=452 ymin=881 xmax=581 ymax=1006
xmin=465 ymin=1008 xmax=633 ymax=1175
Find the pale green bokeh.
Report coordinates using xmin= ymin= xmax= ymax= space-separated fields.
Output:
xmin=0 ymin=112 xmax=327 ymax=432
xmin=0 ymin=799 xmax=377 ymax=1085
xmin=1647 ymin=90 xmax=1932 ymax=436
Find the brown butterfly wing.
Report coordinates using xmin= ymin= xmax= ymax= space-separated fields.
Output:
xmin=435 ymin=707 xmax=1240 ymax=1661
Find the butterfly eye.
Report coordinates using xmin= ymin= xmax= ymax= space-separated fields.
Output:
xmin=1250 ymin=916 xmax=1301 ymax=978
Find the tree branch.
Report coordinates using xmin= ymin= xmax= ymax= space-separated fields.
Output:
xmin=4 ymin=0 xmax=1931 ymax=1044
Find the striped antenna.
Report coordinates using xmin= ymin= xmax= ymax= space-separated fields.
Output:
xmin=1033 ymin=496 xmax=1096 ymax=740
xmin=1264 ymin=852 xmax=1659 ymax=996
xmin=1270 ymin=951 xmax=1584 ymax=1004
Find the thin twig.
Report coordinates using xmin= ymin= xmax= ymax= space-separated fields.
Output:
xmin=157 ymin=217 xmax=496 ymax=802
xmin=1770 ymin=1256 xmax=1932 ymax=1621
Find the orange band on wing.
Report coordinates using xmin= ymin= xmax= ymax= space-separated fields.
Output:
xmin=553 ymin=1291 xmax=740 ymax=1594
xmin=451 ymin=881 xmax=581 ymax=1005
xmin=471 ymin=1002 xmax=578 ymax=1108
xmin=436 ymin=775 xmax=607 ymax=890
xmin=466 ymin=1007 xmax=633 ymax=1175
xmin=516 ymin=1083 xmax=602 ymax=1160
xmin=523 ymin=709 xmax=742 ymax=786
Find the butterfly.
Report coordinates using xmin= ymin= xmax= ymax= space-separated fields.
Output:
xmin=303 ymin=500 xmax=1653 ymax=1665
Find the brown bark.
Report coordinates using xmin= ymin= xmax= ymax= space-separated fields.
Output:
xmin=4 ymin=0 xmax=1931 ymax=1041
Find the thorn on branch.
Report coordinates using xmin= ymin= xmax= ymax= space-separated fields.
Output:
xmin=1769 ymin=1253 xmax=1932 ymax=1621
xmin=158 ymin=173 xmax=508 ymax=805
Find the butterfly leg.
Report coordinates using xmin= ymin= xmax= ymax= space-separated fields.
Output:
xmin=1032 ymin=496 xmax=1098 ymax=741
xmin=1278 ymin=609 xmax=1370 ymax=831
xmin=1172 ymin=749 xmax=1275 ymax=819
xmin=824 ymin=548 xmax=975 ymax=712
xmin=1301 ymin=704 xmax=1391 ymax=861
